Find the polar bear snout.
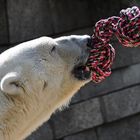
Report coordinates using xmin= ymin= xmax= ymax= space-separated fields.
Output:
xmin=55 ymin=35 xmax=91 ymax=60
xmin=55 ymin=35 xmax=92 ymax=81
xmin=69 ymin=35 xmax=91 ymax=47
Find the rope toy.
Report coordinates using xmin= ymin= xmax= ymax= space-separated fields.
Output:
xmin=87 ymin=6 xmax=140 ymax=83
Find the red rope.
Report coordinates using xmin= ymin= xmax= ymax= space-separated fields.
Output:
xmin=87 ymin=6 xmax=140 ymax=83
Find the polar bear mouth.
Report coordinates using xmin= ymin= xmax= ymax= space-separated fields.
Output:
xmin=72 ymin=38 xmax=92 ymax=80
xmin=72 ymin=65 xmax=91 ymax=80
xmin=72 ymin=36 xmax=93 ymax=81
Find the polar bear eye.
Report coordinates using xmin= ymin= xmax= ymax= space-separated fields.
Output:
xmin=50 ymin=46 xmax=56 ymax=53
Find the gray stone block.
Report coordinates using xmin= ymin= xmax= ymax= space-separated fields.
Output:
xmin=102 ymin=85 xmax=140 ymax=122
xmin=7 ymin=0 xmax=54 ymax=43
xmin=97 ymin=113 xmax=140 ymax=140
xmin=51 ymin=98 xmax=103 ymax=139
xmin=112 ymin=41 xmax=140 ymax=69
xmin=0 ymin=0 xmax=8 ymax=44
xmin=64 ymin=129 xmax=97 ymax=140
xmin=49 ymin=0 xmax=92 ymax=34
xmin=121 ymin=64 xmax=140 ymax=85
xmin=26 ymin=122 xmax=53 ymax=140
xmin=112 ymin=42 xmax=133 ymax=69
xmin=72 ymin=63 xmax=140 ymax=104
xmin=131 ymin=47 xmax=140 ymax=64
xmin=90 ymin=0 xmax=124 ymax=22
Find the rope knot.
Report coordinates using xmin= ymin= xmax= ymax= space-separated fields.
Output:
xmin=116 ymin=6 xmax=140 ymax=47
xmin=87 ymin=6 xmax=140 ymax=82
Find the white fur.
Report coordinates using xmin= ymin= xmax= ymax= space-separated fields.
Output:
xmin=0 ymin=35 xmax=90 ymax=140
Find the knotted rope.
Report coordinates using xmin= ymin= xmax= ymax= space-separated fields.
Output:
xmin=87 ymin=6 xmax=140 ymax=83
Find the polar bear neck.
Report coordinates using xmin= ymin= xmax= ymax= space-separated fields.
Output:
xmin=0 ymin=79 xmax=86 ymax=140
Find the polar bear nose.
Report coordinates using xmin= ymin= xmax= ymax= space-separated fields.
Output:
xmin=70 ymin=35 xmax=91 ymax=47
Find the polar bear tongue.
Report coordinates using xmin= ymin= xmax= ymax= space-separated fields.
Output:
xmin=73 ymin=65 xmax=91 ymax=80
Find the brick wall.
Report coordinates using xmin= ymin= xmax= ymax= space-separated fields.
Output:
xmin=1 ymin=0 xmax=140 ymax=140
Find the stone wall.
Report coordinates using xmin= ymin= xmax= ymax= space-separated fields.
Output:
xmin=0 ymin=0 xmax=140 ymax=140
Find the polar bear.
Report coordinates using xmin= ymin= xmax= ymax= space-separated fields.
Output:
xmin=0 ymin=35 xmax=91 ymax=140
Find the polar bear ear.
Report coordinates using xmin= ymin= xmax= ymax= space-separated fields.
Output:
xmin=0 ymin=72 xmax=24 ymax=95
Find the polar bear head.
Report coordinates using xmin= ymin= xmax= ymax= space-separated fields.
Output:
xmin=0 ymin=35 xmax=92 ymax=139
